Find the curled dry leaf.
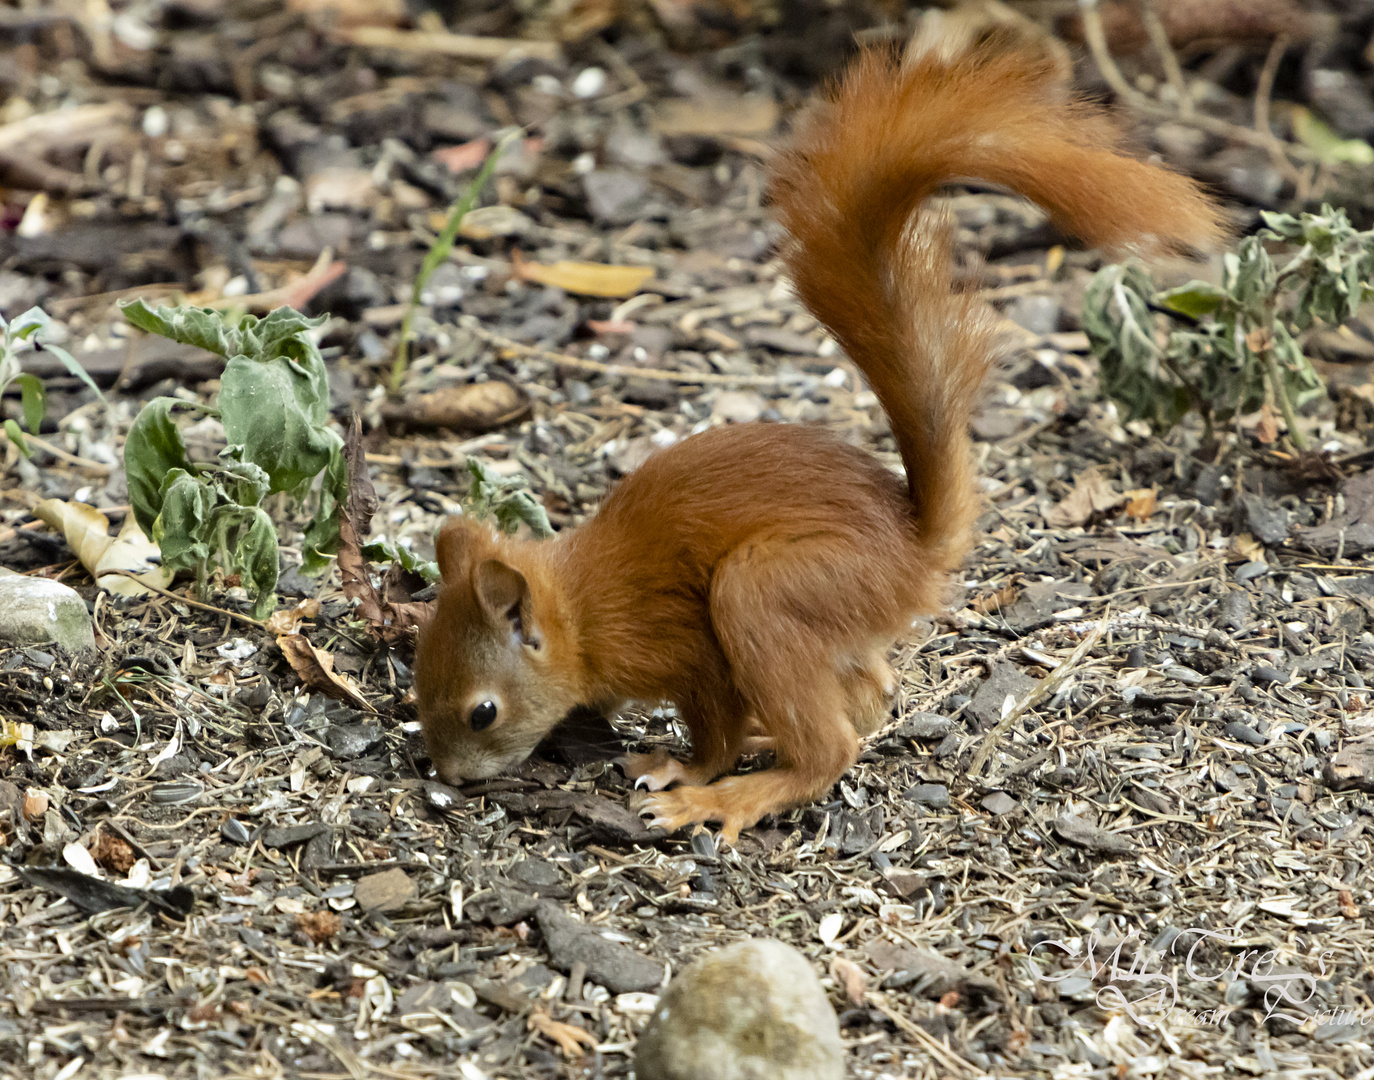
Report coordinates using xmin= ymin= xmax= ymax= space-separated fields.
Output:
xmin=295 ymin=909 xmax=343 ymax=943
xmin=511 ymin=250 xmax=655 ymax=298
xmin=1255 ymin=404 xmax=1280 ymax=445
xmin=276 ymin=633 xmax=373 ymax=712
xmin=338 ymin=417 xmax=431 ymax=643
xmin=89 ymin=829 xmax=135 ymax=874
xmin=829 ymin=956 xmax=868 ymax=1004
xmin=528 ymin=1010 xmax=599 ymax=1058
xmin=381 ymin=380 xmax=531 ymax=432
xmin=33 ymin=498 xmax=172 ymax=597
xmin=1044 ymin=468 xmax=1124 ymax=528
xmin=21 ymin=787 xmax=47 ymax=822
xmin=1122 ymin=487 xmax=1158 ymax=520
xmin=264 ymin=597 xmax=322 ymax=637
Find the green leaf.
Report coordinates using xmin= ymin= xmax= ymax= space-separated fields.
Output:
xmin=1157 ymin=281 xmax=1227 ymax=319
xmin=119 ymin=300 xmax=237 ymax=357
xmin=8 ymin=307 xmax=49 ymax=342
xmin=362 ymin=537 xmax=441 ymax=584
xmin=153 ymin=470 xmax=214 ymax=576
xmin=229 ymin=507 xmax=280 ymax=618
xmin=465 ymin=457 xmax=553 ymax=538
xmin=15 ymin=373 xmax=44 ymax=434
xmin=4 ymin=418 xmax=28 ymax=457
xmin=301 ymin=431 xmax=347 ymax=574
xmin=219 ymin=352 xmax=335 ymax=494
xmin=1292 ymin=107 xmax=1374 ymax=167
xmin=124 ymin=397 xmax=196 ymax=538
xmin=36 ymin=341 xmax=108 ymax=407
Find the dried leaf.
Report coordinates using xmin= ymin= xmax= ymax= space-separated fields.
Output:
xmin=971 ymin=583 xmax=1018 ymax=614
xmin=512 ymin=252 xmax=654 ymax=298
xmin=381 ymin=381 xmax=531 ymax=432
xmin=21 ymin=787 xmax=47 ymax=822
xmin=651 ymin=95 xmax=780 ymax=137
xmin=1122 ymin=487 xmax=1158 ymax=520
xmin=1255 ymin=404 xmax=1280 ymax=445
xmin=338 ymin=417 xmax=430 ymax=643
xmin=829 ymin=956 xmax=868 ymax=1004
xmin=89 ymin=829 xmax=135 ymax=874
xmin=264 ymin=597 xmax=321 ymax=637
xmin=34 ymin=498 xmax=173 ymax=597
xmin=528 ymin=1010 xmax=598 ymax=1057
xmin=1044 ymin=469 xmax=1124 ymax=528
xmin=432 ymin=138 xmax=493 ymax=174
xmin=276 ymin=633 xmax=373 ymax=712
xmin=295 ymin=910 xmax=342 ymax=943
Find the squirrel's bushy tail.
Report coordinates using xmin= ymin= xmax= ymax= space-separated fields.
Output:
xmin=771 ymin=45 xmax=1222 ymax=569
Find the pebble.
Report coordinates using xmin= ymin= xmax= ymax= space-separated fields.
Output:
xmin=904 ymin=783 xmax=950 ymax=809
xmin=0 ymin=569 xmax=94 ymax=654
xmin=635 ymin=939 xmax=842 ymax=1080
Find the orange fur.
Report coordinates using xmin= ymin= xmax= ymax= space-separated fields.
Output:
xmin=412 ymin=42 xmax=1223 ymax=844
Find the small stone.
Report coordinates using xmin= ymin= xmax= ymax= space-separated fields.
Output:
xmin=1053 ymin=815 xmax=1135 ymax=855
xmin=710 ymin=391 xmax=765 ymax=425
xmin=326 ymin=724 xmax=384 ymax=759
xmin=635 ymin=939 xmax=842 ymax=1080
xmin=354 ymin=868 xmax=416 ymax=913
xmin=1004 ymin=294 xmax=1059 ymax=336
xmin=536 ymin=900 xmax=664 ymax=993
xmin=1219 ymin=591 xmax=1251 ymax=630
xmin=892 ymin=713 xmax=952 ymax=740
xmin=583 ymin=169 xmax=650 ymax=224
xmin=981 ymin=791 xmax=1018 ymax=815
xmin=905 ymin=783 xmax=949 ymax=809
xmin=508 ymin=857 xmax=569 ymax=898
xmin=1223 ymin=721 xmax=1267 ymax=747
xmin=0 ymin=569 xmax=94 ymax=654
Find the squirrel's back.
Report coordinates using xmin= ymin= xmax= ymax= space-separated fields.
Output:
xmin=771 ymin=44 xmax=1223 ymax=569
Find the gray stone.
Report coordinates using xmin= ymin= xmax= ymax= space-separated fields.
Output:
xmin=535 ymin=900 xmax=663 ymax=993
xmin=583 ymin=169 xmax=650 ymax=224
xmin=0 ymin=569 xmax=94 ymax=654
xmin=636 ymin=939 xmax=842 ymax=1080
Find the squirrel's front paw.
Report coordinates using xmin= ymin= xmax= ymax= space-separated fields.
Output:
xmin=618 ymin=749 xmax=692 ymax=791
xmin=632 ymin=787 xmax=749 ymax=846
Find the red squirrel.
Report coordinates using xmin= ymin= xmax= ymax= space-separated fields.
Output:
xmin=413 ymin=42 xmax=1222 ymax=843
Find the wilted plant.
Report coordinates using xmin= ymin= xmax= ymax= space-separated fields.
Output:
xmin=464 ymin=457 xmax=552 ymax=538
xmin=0 ymin=306 xmax=106 ymax=455
xmin=1084 ymin=204 xmax=1374 ymax=449
xmin=121 ymin=302 xmax=348 ymax=617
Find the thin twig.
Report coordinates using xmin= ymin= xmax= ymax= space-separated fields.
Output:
xmin=1255 ymin=35 xmax=1290 ymax=139
xmin=1078 ymin=0 xmax=1314 ymax=178
xmin=968 ymin=614 xmax=1107 ymax=778
xmin=1135 ymin=0 xmax=1191 ymax=117
xmin=467 ymin=322 xmax=789 ymax=387
xmin=0 ymin=427 xmax=112 ymax=473
xmin=106 ymin=568 xmax=266 ymax=630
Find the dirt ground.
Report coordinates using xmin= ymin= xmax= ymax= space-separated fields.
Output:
xmin=3 ymin=1 xmax=1374 ymax=1078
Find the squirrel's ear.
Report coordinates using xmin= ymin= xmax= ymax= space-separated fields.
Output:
xmin=436 ymin=517 xmax=483 ymax=582
xmin=473 ymin=558 xmax=529 ymax=629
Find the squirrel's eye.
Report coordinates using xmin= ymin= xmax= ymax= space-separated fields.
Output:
xmin=469 ymin=701 xmax=498 ymax=731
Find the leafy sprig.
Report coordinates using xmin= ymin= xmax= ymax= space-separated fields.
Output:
xmin=1084 ymin=204 xmax=1374 ymax=449
xmin=121 ymin=302 xmax=348 ymax=617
